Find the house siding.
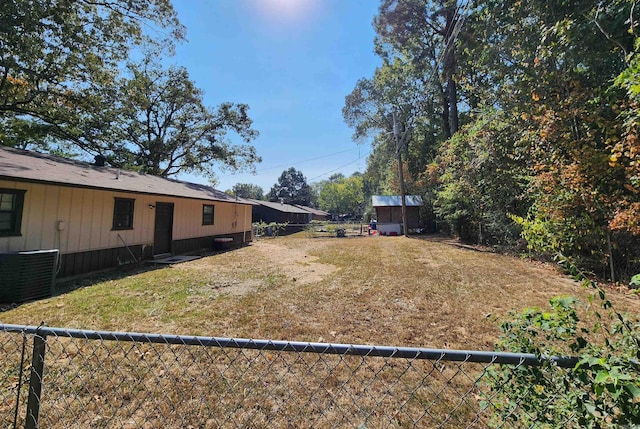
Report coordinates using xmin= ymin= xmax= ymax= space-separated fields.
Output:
xmin=0 ymin=179 xmax=253 ymax=278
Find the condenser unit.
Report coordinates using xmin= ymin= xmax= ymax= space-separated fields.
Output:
xmin=0 ymin=249 xmax=58 ymax=303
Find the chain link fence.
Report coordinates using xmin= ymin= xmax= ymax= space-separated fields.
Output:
xmin=0 ymin=324 xmax=579 ymax=428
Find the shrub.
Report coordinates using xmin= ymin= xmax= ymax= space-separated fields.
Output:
xmin=485 ymin=255 xmax=640 ymax=427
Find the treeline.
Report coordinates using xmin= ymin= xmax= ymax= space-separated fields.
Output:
xmin=344 ymin=0 xmax=640 ymax=282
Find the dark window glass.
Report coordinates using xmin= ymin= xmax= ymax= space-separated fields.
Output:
xmin=0 ymin=189 xmax=25 ymax=236
xmin=113 ymin=198 xmax=135 ymax=230
xmin=202 ymin=204 xmax=215 ymax=225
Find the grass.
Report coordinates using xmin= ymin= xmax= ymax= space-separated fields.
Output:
xmin=3 ymin=234 xmax=639 ymax=345
xmin=2 ymin=234 xmax=639 ymax=427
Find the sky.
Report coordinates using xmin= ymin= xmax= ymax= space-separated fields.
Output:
xmin=169 ymin=0 xmax=381 ymax=192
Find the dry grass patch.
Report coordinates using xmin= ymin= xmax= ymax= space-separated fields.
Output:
xmin=3 ymin=235 xmax=639 ymax=427
xmin=2 ymin=235 xmax=638 ymax=347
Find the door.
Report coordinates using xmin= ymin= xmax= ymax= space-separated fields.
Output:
xmin=154 ymin=202 xmax=174 ymax=255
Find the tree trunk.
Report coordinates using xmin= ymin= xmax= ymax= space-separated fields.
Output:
xmin=444 ymin=6 xmax=459 ymax=135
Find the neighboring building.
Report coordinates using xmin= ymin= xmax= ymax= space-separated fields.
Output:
xmin=0 ymin=146 xmax=254 ymax=280
xmin=371 ymin=195 xmax=424 ymax=235
xmin=249 ymin=200 xmax=309 ymax=225
xmin=294 ymin=205 xmax=331 ymax=222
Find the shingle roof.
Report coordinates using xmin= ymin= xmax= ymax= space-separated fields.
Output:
xmin=248 ymin=199 xmax=310 ymax=214
xmin=0 ymin=146 xmax=252 ymax=205
xmin=293 ymin=205 xmax=330 ymax=216
xmin=372 ymin=195 xmax=424 ymax=207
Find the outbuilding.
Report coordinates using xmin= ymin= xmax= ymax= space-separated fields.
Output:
xmin=249 ymin=200 xmax=310 ymax=225
xmin=371 ymin=195 xmax=424 ymax=235
xmin=0 ymin=146 xmax=254 ymax=284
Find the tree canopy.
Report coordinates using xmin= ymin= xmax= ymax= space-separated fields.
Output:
xmin=318 ymin=174 xmax=365 ymax=217
xmin=268 ymin=168 xmax=315 ymax=206
xmin=1 ymin=0 xmax=184 ymax=143
xmin=100 ymin=58 xmax=259 ymax=178
xmin=229 ymin=183 xmax=265 ymax=200
xmin=1 ymin=1 xmax=262 ymax=180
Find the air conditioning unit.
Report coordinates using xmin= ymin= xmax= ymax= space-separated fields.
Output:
xmin=0 ymin=249 xmax=59 ymax=303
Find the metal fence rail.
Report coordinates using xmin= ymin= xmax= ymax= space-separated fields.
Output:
xmin=0 ymin=324 xmax=577 ymax=428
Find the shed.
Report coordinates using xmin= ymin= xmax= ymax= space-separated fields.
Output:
xmin=0 ymin=146 xmax=254 ymax=285
xmin=371 ymin=195 xmax=424 ymax=235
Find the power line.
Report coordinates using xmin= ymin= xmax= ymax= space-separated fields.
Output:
xmin=308 ymin=151 xmax=370 ymax=182
xmin=218 ymin=147 xmax=360 ymax=178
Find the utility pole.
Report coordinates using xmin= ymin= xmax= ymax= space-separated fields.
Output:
xmin=392 ymin=111 xmax=409 ymax=237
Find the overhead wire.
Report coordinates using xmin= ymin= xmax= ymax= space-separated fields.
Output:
xmin=307 ymin=151 xmax=370 ymax=182
xmin=218 ymin=147 xmax=361 ymax=178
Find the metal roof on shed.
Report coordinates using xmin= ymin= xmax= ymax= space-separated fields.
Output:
xmin=0 ymin=146 xmax=252 ymax=205
xmin=372 ymin=195 xmax=424 ymax=207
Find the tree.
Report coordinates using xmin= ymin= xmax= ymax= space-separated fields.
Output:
xmin=318 ymin=175 xmax=365 ymax=218
xmin=230 ymin=183 xmax=264 ymax=200
xmin=268 ymin=168 xmax=314 ymax=205
xmin=430 ymin=109 xmax=527 ymax=244
xmin=0 ymin=0 xmax=184 ymax=150
xmin=97 ymin=58 xmax=259 ymax=178
xmin=374 ymin=0 xmax=468 ymax=138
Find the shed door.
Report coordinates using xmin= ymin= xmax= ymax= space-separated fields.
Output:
xmin=154 ymin=202 xmax=174 ymax=255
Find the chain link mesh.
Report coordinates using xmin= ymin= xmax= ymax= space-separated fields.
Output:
xmin=0 ymin=326 xmax=577 ymax=428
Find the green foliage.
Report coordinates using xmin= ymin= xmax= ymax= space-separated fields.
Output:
xmin=230 ymin=183 xmax=264 ymax=200
xmin=486 ymin=255 xmax=640 ymax=427
xmin=0 ymin=0 xmax=184 ymax=150
xmin=100 ymin=57 xmax=259 ymax=178
xmin=268 ymin=168 xmax=315 ymax=206
xmin=318 ymin=175 xmax=364 ymax=217
xmin=252 ymin=221 xmax=288 ymax=238
xmin=431 ymin=110 xmax=526 ymax=244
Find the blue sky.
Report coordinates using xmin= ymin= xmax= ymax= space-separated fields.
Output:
xmin=169 ymin=0 xmax=381 ymax=192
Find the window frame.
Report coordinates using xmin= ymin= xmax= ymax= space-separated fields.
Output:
xmin=202 ymin=204 xmax=215 ymax=225
xmin=112 ymin=198 xmax=135 ymax=230
xmin=0 ymin=189 xmax=26 ymax=237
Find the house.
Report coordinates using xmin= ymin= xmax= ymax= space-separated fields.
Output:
xmin=249 ymin=199 xmax=310 ymax=225
xmin=294 ymin=205 xmax=331 ymax=222
xmin=371 ymin=195 xmax=424 ymax=235
xmin=0 ymin=146 xmax=254 ymax=281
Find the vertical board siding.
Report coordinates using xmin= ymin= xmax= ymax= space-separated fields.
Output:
xmin=0 ymin=179 xmax=253 ymax=277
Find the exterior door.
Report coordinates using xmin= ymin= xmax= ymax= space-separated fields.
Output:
xmin=154 ymin=202 xmax=174 ymax=255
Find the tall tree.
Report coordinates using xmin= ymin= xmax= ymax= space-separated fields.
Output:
xmin=0 ymin=0 xmax=184 ymax=149
xmin=268 ymin=168 xmax=314 ymax=205
xmin=99 ymin=58 xmax=259 ymax=178
xmin=375 ymin=0 xmax=469 ymax=137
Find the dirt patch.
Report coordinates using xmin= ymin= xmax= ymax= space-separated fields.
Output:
xmin=250 ymin=240 xmax=338 ymax=285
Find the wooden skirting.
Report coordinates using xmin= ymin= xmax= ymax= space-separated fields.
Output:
xmin=58 ymin=231 xmax=251 ymax=279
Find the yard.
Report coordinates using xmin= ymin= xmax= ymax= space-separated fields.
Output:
xmin=3 ymin=234 xmax=638 ymax=348
xmin=3 ymin=234 xmax=640 ymax=428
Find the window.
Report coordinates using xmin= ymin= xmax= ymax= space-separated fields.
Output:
xmin=112 ymin=198 xmax=135 ymax=230
xmin=0 ymin=189 xmax=26 ymax=236
xmin=202 ymin=204 xmax=215 ymax=225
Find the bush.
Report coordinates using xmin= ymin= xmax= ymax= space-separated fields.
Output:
xmin=485 ymin=255 xmax=640 ymax=427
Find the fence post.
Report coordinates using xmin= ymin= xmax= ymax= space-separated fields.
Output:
xmin=25 ymin=331 xmax=47 ymax=429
